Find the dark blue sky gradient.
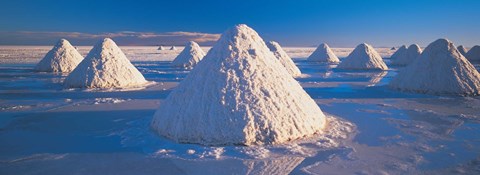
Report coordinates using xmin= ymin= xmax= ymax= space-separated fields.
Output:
xmin=0 ymin=0 xmax=479 ymax=46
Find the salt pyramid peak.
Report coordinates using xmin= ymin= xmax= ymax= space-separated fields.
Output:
xmin=266 ymin=41 xmax=302 ymax=77
xmin=390 ymin=45 xmax=407 ymax=60
xmin=457 ymin=45 xmax=468 ymax=56
xmin=466 ymin=45 xmax=480 ymax=61
xmin=337 ymin=43 xmax=388 ymax=70
xmin=151 ymin=24 xmax=326 ymax=146
xmin=171 ymin=41 xmax=206 ymax=68
xmin=63 ymin=38 xmax=147 ymax=88
xmin=307 ymin=43 xmax=340 ymax=63
xmin=34 ymin=39 xmax=83 ymax=73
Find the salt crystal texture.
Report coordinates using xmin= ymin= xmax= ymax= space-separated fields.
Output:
xmin=337 ymin=43 xmax=388 ymax=70
xmin=171 ymin=41 xmax=206 ymax=68
xmin=64 ymin=38 xmax=147 ymax=88
xmin=265 ymin=41 xmax=302 ymax=77
xmin=465 ymin=45 xmax=480 ymax=61
xmin=389 ymin=39 xmax=480 ymax=96
xmin=34 ymin=39 xmax=83 ymax=73
xmin=151 ymin=24 xmax=326 ymax=146
xmin=457 ymin=45 xmax=468 ymax=56
xmin=391 ymin=44 xmax=422 ymax=66
xmin=307 ymin=43 xmax=340 ymax=63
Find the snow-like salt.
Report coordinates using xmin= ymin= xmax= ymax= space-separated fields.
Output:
xmin=307 ymin=43 xmax=340 ymax=63
xmin=63 ymin=38 xmax=148 ymax=89
xmin=337 ymin=43 xmax=388 ymax=70
xmin=389 ymin=38 xmax=480 ymax=96
xmin=151 ymin=24 xmax=327 ymax=146
xmin=265 ymin=41 xmax=301 ymax=77
xmin=34 ymin=39 xmax=83 ymax=73
xmin=171 ymin=41 xmax=206 ymax=69
xmin=465 ymin=45 xmax=480 ymax=61
xmin=391 ymin=44 xmax=422 ymax=66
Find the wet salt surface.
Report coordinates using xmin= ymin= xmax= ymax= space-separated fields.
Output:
xmin=0 ymin=47 xmax=479 ymax=174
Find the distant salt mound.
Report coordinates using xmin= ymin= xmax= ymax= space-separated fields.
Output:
xmin=391 ymin=44 xmax=422 ymax=66
xmin=266 ymin=41 xmax=302 ymax=77
xmin=391 ymin=47 xmax=396 ymax=50
xmin=337 ymin=43 xmax=388 ymax=70
xmin=64 ymin=38 xmax=147 ymax=89
xmin=307 ymin=43 xmax=340 ymax=63
xmin=34 ymin=39 xmax=83 ymax=73
xmin=389 ymin=39 xmax=480 ymax=96
xmin=170 ymin=46 xmax=177 ymax=50
xmin=172 ymin=41 xmax=206 ymax=68
xmin=457 ymin=45 xmax=468 ymax=56
xmin=465 ymin=45 xmax=480 ymax=61
xmin=158 ymin=46 xmax=165 ymax=50
xmin=390 ymin=45 xmax=407 ymax=60
xmin=151 ymin=24 xmax=326 ymax=146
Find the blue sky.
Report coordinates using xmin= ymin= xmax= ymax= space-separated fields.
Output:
xmin=0 ymin=0 xmax=479 ymax=47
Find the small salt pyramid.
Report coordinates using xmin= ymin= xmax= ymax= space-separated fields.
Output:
xmin=391 ymin=44 xmax=422 ymax=66
xmin=391 ymin=47 xmax=396 ymax=50
xmin=170 ymin=46 xmax=177 ymax=50
xmin=158 ymin=46 xmax=165 ymax=50
xmin=337 ymin=43 xmax=388 ymax=70
xmin=457 ymin=45 xmax=468 ymax=56
xmin=389 ymin=39 xmax=480 ymax=96
xmin=171 ymin=41 xmax=206 ymax=68
xmin=466 ymin=45 xmax=480 ymax=61
xmin=64 ymin=38 xmax=147 ymax=88
xmin=390 ymin=45 xmax=407 ymax=60
xmin=266 ymin=41 xmax=302 ymax=77
xmin=34 ymin=39 xmax=83 ymax=73
xmin=151 ymin=24 xmax=326 ymax=146
xmin=307 ymin=43 xmax=340 ymax=63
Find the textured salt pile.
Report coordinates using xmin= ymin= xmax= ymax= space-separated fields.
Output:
xmin=337 ymin=43 xmax=388 ymax=70
xmin=390 ymin=45 xmax=407 ymax=60
xmin=465 ymin=45 xmax=480 ymax=61
xmin=34 ymin=39 xmax=83 ymax=73
xmin=265 ymin=41 xmax=302 ymax=77
xmin=457 ymin=45 xmax=468 ymax=56
xmin=171 ymin=41 xmax=206 ymax=68
xmin=391 ymin=44 xmax=422 ymax=66
xmin=64 ymin=38 xmax=147 ymax=89
xmin=389 ymin=38 xmax=480 ymax=96
xmin=151 ymin=24 xmax=327 ymax=146
xmin=307 ymin=43 xmax=340 ymax=63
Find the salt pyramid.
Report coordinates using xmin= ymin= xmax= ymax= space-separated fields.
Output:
xmin=457 ymin=45 xmax=468 ymax=56
xmin=466 ymin=45 xmax=480 ymax=61
xmin=34 ymin=39 xmax=83 ymax=73
xmin=170 ymin=46 xmax=177 ymax=50
xmin=390 ymin=45 xmax=407 ymax=60
xmin=307 ymin=43 xmax=340 ymax=63
xmin=389 ymin=39 xmax=480 ymax=96
xmin=64 ymin=38 xmax=147 ymax=88
xmin=158 ymin=46 xmax=165 ymax=50
xmin=171 ymin=41 xmax=206 ymax=68
xmin=391 ymin=44 xmax=422 ymax=66
xmin=391 ymin=47 xmax=396 ymax=50
xmin=337 ymin=43 xmax=388 ymax=70
xmin=265 ymin=41 xmax=302 ymax=77
xmin=151 ymin=24 xmax=326 ymax=146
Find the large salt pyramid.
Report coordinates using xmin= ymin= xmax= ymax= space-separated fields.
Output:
xmin=390 ymin=45 xmax=407 ymax=60
xmin=151 ymin=24 xmax=326 ymax=146
xmin=391 ymin=44 xmax=422 ymax=66
xmin=34 ymin=39 xmax=83 ymax=73
xmin=389 ymin=39 xmax=480 ymax=96
xmin=307 ymin=43 xmax=340 ymax=63
xmin=337 ymin=43 xmax=388 ymax=70
xmin=466 ymin=45 xmax=480 ymax=61
xmin=64 ymin=38 xmax=147 ymax=88
xmin=457 ymin=45 xmax=468 ymax=56
xmin=171 ymin=41 xmax=206 ymax=68
xmin=265 ymin=41 xmax=302 ymax=77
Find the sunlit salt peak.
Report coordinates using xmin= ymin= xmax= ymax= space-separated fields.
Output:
xmin=390 ymin=45 xmax=407 ymax=60
xmin=457 ymin=45 xmax=468 ymax=56
xmin=265 ymin=41 xmax=302 ymax=77
xmin=63 ymin=38 xmax=147 ymax=88
xmin=391 ymin=44 xmax=422 ymax=66
xmin=307 ymin=43 xmax=340 ymax=63
xmin=389 ymin=38 xmax=480 ymax=96
xmin=151 ymin=24 xmax=326 ymax=146
xmin=34 ymin=39 xmax=83 ymax=73
xmin=337 ymin=43 xmax=388 ymax=70
xmin=172 ymin=41 xmax=206 ymax=68
xmin=465 ymin=45 xmax=480 ymax=61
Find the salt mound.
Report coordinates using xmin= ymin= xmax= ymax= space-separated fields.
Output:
xmin=457 ymin=45 xmax=468 ymax=56
xmin=170 ymin=46 xmax=177 ymax=50
xmin=337 ymin=43 xmax=388 ymax=70
xmin=391 ymin=47 xmax=396 ymax=50
xmin=307 ymin=43 xmax=340 ymax=63
xmin=158 ymin=46 xmax=165 ymax=50
xmin=391 ymin=44 xmax=422 ymax=66
xmin=64 ymin=38 xmax=147 ymax=88
xmin=390 ymin=45 xmax=407 ymax=60
xmin=265 ymin=41 xmax=302 ymax=77
xmin=34 ymin=39 xmax=83 ymax=73
xmin=465 ymin=45 xmax=480 ymax=61
xmin=171 ymin=41 xmax=206 ymax=68
xmin=389 ymin=38 xmax=480 ymax=96
xmin=151 ymin=24 xmax=326 ymax=146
